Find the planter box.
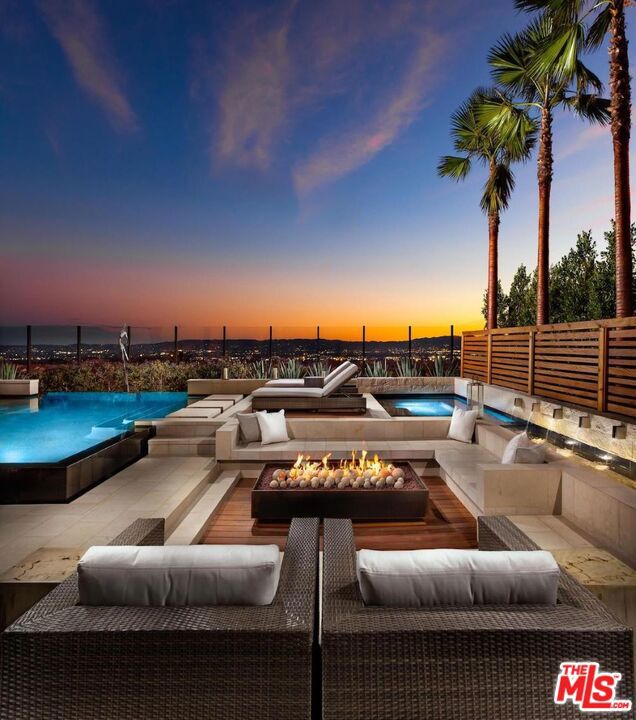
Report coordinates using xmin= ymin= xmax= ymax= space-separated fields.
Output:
xmin=252 ymin=462 xmax=428 ymax=521
xmin=0 ymin=379 xmax=39 ymax=398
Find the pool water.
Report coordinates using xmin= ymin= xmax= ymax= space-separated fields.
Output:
xmin=379 ymin=394 xmax=515 ymax=423
xmin=0 ymin=392 xmax=187 ymax=464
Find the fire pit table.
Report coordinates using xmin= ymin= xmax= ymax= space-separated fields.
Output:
xmin=252 ymin=459 xmax=428 ymax=521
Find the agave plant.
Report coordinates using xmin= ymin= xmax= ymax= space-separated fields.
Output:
xmin=245 ymin=359 xmax=271 ymax=379
xmin=278 ymin=358 xmax=304 ymax=379
xmin=0 ymin=362 xmax=18 ymax=380
xmin=395 ymin=357 xmax=421 ymax=377
xmin=365 ymin=360 xmax=389 ymax=377
xmin=424 ymin=355 xmax=459 ymax=377
xmin=306 ymin=361 xmax=330 ymax=377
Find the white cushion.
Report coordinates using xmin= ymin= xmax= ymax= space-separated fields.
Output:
xmin=78 ymin=544 xmax=281 ymax=606
xmin=447 ymin=407 xmax=477 ymax=443
xmin=237 ymin=412 xmax=261 ymax=443
xmin=515 ymin=443 xmax=548 ymax=464
xmin=501 ymin=431 xmax=532 ymax=463
xmin=356 ymin=548 xmax=559 ymax=607
xmin=501 ymin=432 xmax=547 ymax=464
xmin=256 ymin=409 xmax=290 ymax=445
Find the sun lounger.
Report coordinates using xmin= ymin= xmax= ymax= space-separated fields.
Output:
xmin=252 ymin=362 xmax=365 ymax=412
xmin=264 ymin=361 xmax=352 ymax=388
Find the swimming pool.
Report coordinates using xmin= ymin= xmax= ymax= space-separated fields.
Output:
xmin=0 ymin=392 xmax=187 ymax=464
xmin=378 ymin=394 xmax=516 ymax=424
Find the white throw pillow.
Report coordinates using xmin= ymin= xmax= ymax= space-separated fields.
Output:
xmin=356 ymin=548 xmax=559 ymax=607
xmin=78 ymin=544 xmax=282 ymax=606
xmin=447 ymin=407 xmax=478 ymax=443
xmin=515 ymin=443 xmax=548 ymax=464
xmin=256 ymin=409 xmax=290 ymax=445
xmin=501 ymin=431 xmax=532 ymax=464
xmin=501 ymin=432 xmax=547 ymax=464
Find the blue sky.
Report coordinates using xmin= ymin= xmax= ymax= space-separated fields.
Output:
xmin=0 ymin=0 xmax=632 ymax=333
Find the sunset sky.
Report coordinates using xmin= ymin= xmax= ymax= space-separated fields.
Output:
xmin=1 ymin=0 xmax=633 ymax=339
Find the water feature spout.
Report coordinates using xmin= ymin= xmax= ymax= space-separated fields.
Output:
xmin=119 ymin=326 xmax=130 ymax=393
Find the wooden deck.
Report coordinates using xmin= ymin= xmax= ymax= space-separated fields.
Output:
xmin=200 ymin=475 xmax=476 ymax=550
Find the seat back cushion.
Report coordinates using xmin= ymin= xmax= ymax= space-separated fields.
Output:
xmin=322 ymin=362 xmax=359 ymax=397
xmin=237 ymin=412 xmax=261 ymax=443
xmin=256 ymin=409 xmax=290 ymax=445
xmin=79 ymin=544 xmax=282 ymax=606
xmin=357 ymin=548 xmax=559 ymax=607
xmin=447 ymin=407 xmax=478 ymax=443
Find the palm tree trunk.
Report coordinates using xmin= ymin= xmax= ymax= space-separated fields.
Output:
xmin=487 ymin=211 xmax=500 ymax=330
xmin=609 ymin=0 xmax=632 ymax=318
xmin=536 ymin=105 xmax=553 ymax=326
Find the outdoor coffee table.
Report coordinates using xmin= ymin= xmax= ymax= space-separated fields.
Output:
xmin=251 ymin=461 xmax=428 ymax=521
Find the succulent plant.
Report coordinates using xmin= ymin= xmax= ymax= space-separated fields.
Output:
xmin=0 ymin=361 xmax=19 ymax=380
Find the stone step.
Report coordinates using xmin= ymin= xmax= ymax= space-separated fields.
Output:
xmin=152 ymin=418 xmax=221 ymax=438
xmin=148 ymin=436 xmax=215 ymax=457
xmin=166 ymin=470 xmax=240 ymax=545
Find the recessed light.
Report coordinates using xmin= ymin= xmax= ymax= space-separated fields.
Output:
xmin=552 ymin=407 xmax=563 ymax=419
xmin=578 ymin=415 xmax=591 ymax=429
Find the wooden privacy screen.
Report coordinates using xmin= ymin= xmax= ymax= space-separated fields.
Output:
xmin=461 ymin=317 xmax=636 ymax=420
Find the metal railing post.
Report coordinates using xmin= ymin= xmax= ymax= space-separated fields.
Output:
xmin=76 ymin=325 xmax=82 ymax=363
xmin=317 ymin=325 xmax=320 ymax=358
xmin=408 ymin=325 xmax=412 ymax=361
xmin=127 ymin=325 xmax=132 ymax=359
xmin=362 ymin=325 xmax=366 ymax=374
xmin=222 ymin=326 xmax=227 ymax=357
xmin=26 ymin=325 xmax=32 ymax=373
xmin=173 ymin=325 xmax=178 ymax=363
xmin=450 ymin=324 xmax=455 ymax=362
xmin=268 ymin=326 xmax=273 ymax=359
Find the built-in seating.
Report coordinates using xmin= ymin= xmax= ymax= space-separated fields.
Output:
xmin=216 ymin=416 xmax=562 ymax=516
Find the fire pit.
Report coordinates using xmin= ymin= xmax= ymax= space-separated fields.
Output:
xmin=251 ymin=452 xmax=429 ymax=521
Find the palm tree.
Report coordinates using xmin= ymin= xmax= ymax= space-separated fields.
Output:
xmin=438 ymin=89 xmax=536 ymax=330
xmin=513 ymin=0 xmax=632 ymax=317
xmin=485 ymin=15 xmax=610 ymax=325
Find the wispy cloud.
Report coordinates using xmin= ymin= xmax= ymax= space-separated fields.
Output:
xmin=212 ymin=2 xmax=295 ymax=170
xmin=293 ymin=31 xmax=446 ymax=195
xmin=557 ymin=124 xmax=609 ymax=161
xmin=38 ymin=0 xmax=137 ymax=131
xmin=200 ymin=0 xmax=451 ymax=191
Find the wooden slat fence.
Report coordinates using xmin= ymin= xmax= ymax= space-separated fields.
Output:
xmin=461 ymin=317 xmax=636 ymax=420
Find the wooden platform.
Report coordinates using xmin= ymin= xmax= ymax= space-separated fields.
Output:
xmin=200 ymin=475 xmax=476 ymax=550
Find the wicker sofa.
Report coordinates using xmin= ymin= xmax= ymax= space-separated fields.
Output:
xmin=321 ymin=517 xmax=633 ymax=720
xmin=0 ymin=516 xmax=320 ymax=720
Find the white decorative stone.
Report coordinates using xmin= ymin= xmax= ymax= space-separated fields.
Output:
xmin=269 ymin=480 xmax=279 ymax=489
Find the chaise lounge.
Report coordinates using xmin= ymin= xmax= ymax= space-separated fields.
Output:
xmin=264 ymin=360 xmax=351 ymax=388
xmin=321 ymin=517 xmax=633 ymax=720
xmin=251 ymin=361 xmax=365 ymax=413
xmin=0 ymin=516 xmax=320 ymax=720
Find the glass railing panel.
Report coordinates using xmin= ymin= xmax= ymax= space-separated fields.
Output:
xmin=31 ymin=325 xmax=82 ymax=364
xmin=0 ymin=326 xmax=27 ymax=363
xmin=81 ymin=325 xmax=124 ymax=361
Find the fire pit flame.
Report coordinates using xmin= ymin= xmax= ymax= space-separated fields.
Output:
xmin=270 ymin=451 xmax=406 ymax=490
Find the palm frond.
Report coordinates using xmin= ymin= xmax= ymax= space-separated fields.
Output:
xmin=488 ymin=32 xmax=534 ymax=96
xmin=575 ymin=60 xmax=603 ymax=93
xmin=586 ymin=5 xmax=611 ymax=49
xmin=481 ymin=163 xmax=515 ymax=215
xmin=528 ymin=20 xmax=585 ymax=81
xmin=564 ymin=93 xmax=611 ymax=124
xmin=437 ymin=155 xmax=472 ymax=181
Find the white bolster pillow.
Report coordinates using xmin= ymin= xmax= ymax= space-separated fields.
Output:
xmin=357 ymin=548 xmax=559 ymax=607
xmin=78 ymin=544 xmax=282 ymax=606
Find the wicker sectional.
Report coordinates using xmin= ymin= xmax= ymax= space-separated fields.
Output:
xmin=321 ymin=517 xmax=634 ymax=720
xmin=0 ymin=517 xmax=320 ymax=720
